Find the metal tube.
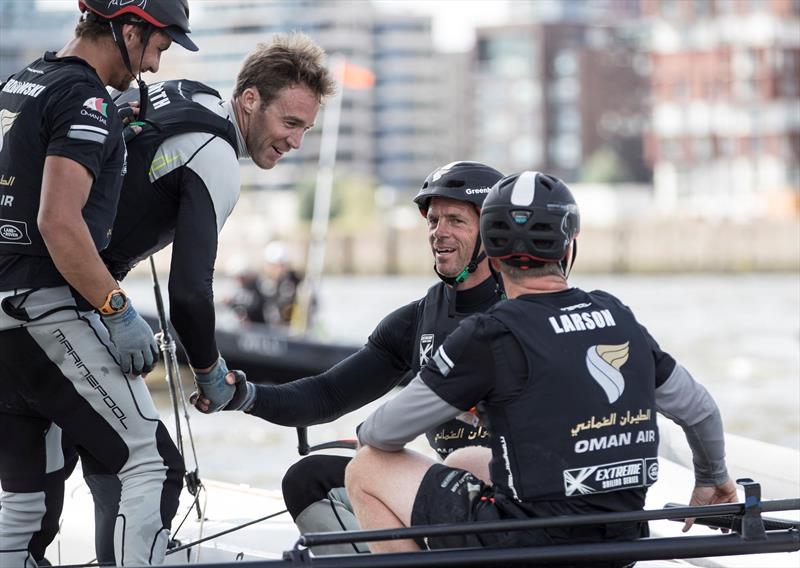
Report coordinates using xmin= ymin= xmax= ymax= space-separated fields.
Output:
xmin=300 ymin=499 xmax=800 ymax=547
xmin=145 ymin=531 xmax=800 ymax=568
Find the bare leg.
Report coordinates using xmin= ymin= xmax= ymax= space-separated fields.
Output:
xmin=442 ymin=446 xmax=492 ymax=485
xmin=345 ymin=447 xmax=435 ymax=553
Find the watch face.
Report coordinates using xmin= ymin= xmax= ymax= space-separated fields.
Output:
xmin=109 ymin=292 xmax=126 ymax=311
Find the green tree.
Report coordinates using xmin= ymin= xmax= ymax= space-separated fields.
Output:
xmin=579 ymin=146 xmax=633 ymax=184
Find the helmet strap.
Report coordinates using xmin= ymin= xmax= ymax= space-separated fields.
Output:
xmin=134 ymin=25 xmax=153 ymax=123
xmin=436 ymin=236 xmax=486 ymax=318
xmin=109 ymin=20 xmax=135 ymax=80
xmin=560 ymin=240 xmax=578 ymax=279
xmin=487 ymin=257 xmax=507 ymax=300
xmin=109 ymin=20 xmax=152 ymax=124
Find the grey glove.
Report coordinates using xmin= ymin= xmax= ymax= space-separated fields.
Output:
xmin=101 ymin=300 xmax=158 ymax=376
xmin=193 ymin=357 xmax=235 ymax=412
xmin=222 ymin=370 xmax=256 ymax=412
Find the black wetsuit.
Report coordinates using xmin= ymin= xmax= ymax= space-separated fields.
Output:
xmin=104 ymin=79 xmax=242 ymax=368
xmin=265 ymin=276 xmax=501 ymax=555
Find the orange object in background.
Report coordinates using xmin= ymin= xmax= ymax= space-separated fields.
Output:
xmin=342 ymin=60 xmax=375 ymax=90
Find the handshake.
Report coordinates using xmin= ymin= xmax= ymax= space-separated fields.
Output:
xmin=191 ymin=358 xmax=256 ymax=413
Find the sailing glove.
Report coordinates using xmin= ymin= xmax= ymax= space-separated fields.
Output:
xmin=117 ymin=102 xmax=142 ymax=143
xmin=102 ymin=300 xmax=159 ymax=376
xmin=222 ymin=370 xmax=256 ymax=413
xmin=193 ymin=357 xmax=235 ymax=412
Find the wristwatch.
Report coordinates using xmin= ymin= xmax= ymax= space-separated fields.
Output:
xmin=99 ymin=288 xmax=128 ymax=315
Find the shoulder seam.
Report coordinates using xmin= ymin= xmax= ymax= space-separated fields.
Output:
xmin=184 ymin=134 xmax=220 ymax=167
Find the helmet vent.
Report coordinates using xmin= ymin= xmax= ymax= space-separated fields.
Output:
xmin=445 ymin=179 xmax=465 ymax=188
xmin=488 ymin=220 xmax=510 ymax=231
xmin=539 ymin=174 xmax=556 ymax=191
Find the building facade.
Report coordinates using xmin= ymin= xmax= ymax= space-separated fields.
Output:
xmin=643 ymin=0 xmax=800 ymax=219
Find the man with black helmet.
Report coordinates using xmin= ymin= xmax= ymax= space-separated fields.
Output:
xmin=0 ymin=1 xmax=199 ymax=565
xmin=193 ymin=161 xmax=504 ymax=555
xmin=347 ymin=171 xmax=737 ymax=562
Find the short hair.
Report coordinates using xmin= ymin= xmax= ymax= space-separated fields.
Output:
xmin=75 ymin=13 xmax=147 ymax=41
xmin=233 ymin=32 xmax=336 ymax=107
xmin=499 ymin=260 xmax=564 ymax=283
xmin=75 ymin=13 xmax=113 ymax=40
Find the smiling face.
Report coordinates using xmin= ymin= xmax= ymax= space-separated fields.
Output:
xmin=244 ymin=84 xmax=320 ymax=170
xmin=426 ymin=197 xmax=481 ymax=278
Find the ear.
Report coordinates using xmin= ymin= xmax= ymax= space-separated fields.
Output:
xmin=121 ymin=23 xmax=139 ymax=45
xmin=240 ymin=87 xmax=261 ymax=115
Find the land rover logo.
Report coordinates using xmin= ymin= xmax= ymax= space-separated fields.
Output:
xmin=1 ymin=224 xmax=22 ymax=240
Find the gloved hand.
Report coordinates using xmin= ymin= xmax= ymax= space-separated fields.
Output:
xmin=101 ymin=300 xmax=159 ymax=376
xmin=192 ymin=357 xmax=235 ymax=412
xmin=191 ymin=370 xmax=255 ymax=414
xmin=117 ymin=101 xmax=143 ymax=143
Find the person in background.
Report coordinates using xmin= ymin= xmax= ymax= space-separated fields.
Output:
xmin=195 ymin=161 xmax=505 ymax=555
xmin=226 ymin=263 xmax=270 ymax=324
xmin=0 ymin=0 xmax=197 ymax=564
xmin=346 ymin=171 xmax=737 ymax=565
xmin=263 ymin=241 xmax=302 ymax=325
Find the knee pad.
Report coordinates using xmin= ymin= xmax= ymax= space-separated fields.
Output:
xmin=281 ymin=454 xmax=350 ymax=519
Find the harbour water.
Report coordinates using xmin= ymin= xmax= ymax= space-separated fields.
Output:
xmin=148 ymin=272 xmax=800 ymax=490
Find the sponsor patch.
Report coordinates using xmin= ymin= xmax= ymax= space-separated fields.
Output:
xmin=82 ymin=97 xmax=108 ymax=117
xmin=0 ymin=218 xmax=32 ymax=245
xmin=419 ymin=333 xmax=434 ymax=366
xmin=585 ymin=341 xmax=629 ymax=403
xmin=563 ymin=457 xmax=658 ymax=497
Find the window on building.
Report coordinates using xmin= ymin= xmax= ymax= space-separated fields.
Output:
xmin=693 ymin=137 xmax=713 ymax=160
xmin=553 ymin=50 xmax=577 ymax=77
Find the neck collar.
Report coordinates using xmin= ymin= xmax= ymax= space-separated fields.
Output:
xmin=225 ymin=99 xmax=249 ymax=159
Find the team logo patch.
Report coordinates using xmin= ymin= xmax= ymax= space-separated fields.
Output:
xmin=0 ymin=109 xmax=21 ymax=153
xmin=419 ymin=333 xmax=434 ymax=366
xmin=585 ymin=341 xmax=629 ymax=403
xmin=83 ymin=97 xmax=108 ymax=117
xmin=563 ymin=457 xmax=657 ymax=497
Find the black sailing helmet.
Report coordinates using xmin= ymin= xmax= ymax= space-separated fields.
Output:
xmin=481 ymin=171 xmax=580 ymax=271
xmin=79 ymin=0 xmax=198 ymax=123
xmin=413 ymin=161 xmax=502 ymax=216
xmin=413 ymin=162 xmax=504 ymax=312
xmin=79 ymin=0 xmax=198 ymax=51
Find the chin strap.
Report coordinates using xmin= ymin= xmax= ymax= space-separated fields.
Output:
xmin=109 ymin=19 xmax=152 ymax=125
xmin=435 ymin=236 xmax=486 ymax=318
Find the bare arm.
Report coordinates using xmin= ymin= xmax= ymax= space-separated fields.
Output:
xmin=39 ymin=155 xmax=117 ymax=308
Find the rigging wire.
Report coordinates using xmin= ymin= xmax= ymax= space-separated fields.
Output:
xmin=165 ymin=509 xmax=290 ymax=556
